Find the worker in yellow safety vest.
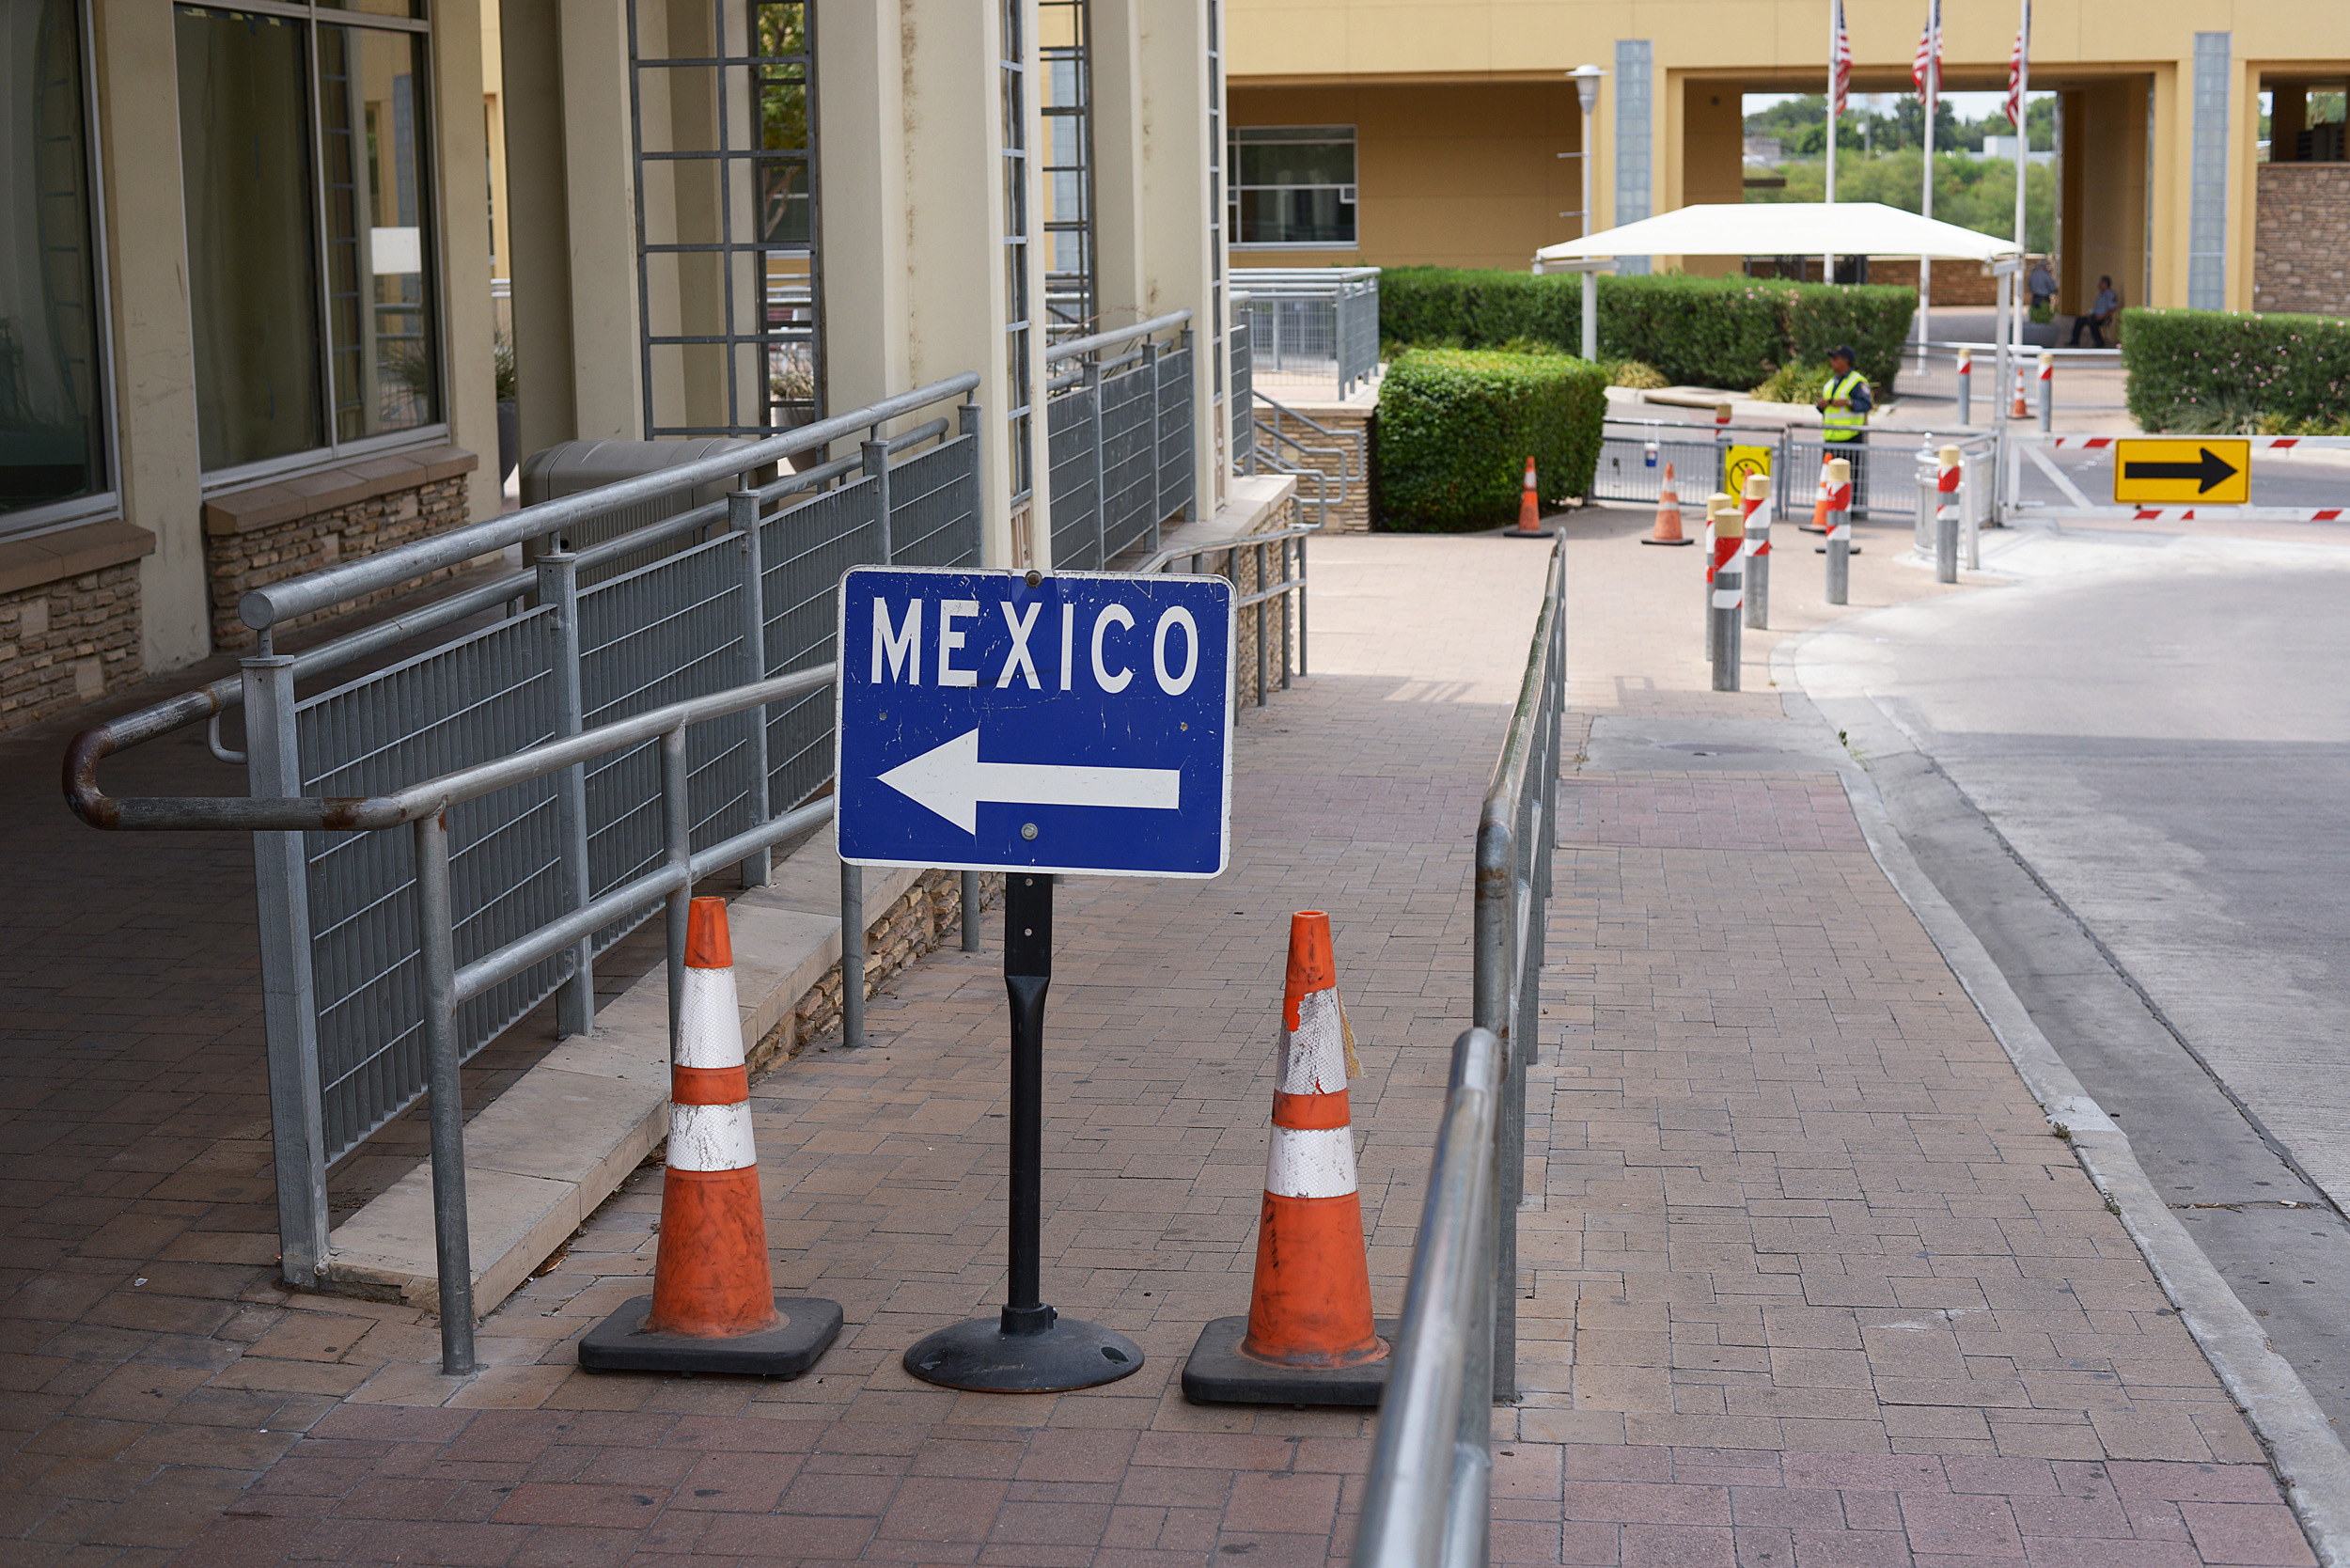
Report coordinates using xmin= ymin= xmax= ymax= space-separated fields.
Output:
xmin=1814 ymin=344 xmax=1872 ymax=510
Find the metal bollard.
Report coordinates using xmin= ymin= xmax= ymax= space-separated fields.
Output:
xmin=2037 ymin=352 xmax=2054 ymax=433
xmin=1825 ymin=457 xmax=1853 ymax=605
xmin=962 ymin=870 xmax=981 ymax=952
xmin=1956 ymin=347 xmax=1972 ymax=426
xmin=1710 ymin=495 xmax=1744 ymax=692
xmin=1701 ymin=492 xmax=1728 ymax=663
xmin=1935 ymin=445 xmax=1962 ymax=584
xmin=1741 ymin=471 xmax=1771 ymax=630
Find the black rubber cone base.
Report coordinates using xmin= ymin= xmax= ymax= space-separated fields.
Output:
xmin=903 ymin=1310 xmax=1144 ymax=1392
xmin=576 ymin=1294 xmax=842 ymax=1377
xmin=1639 ymin=536 xmax=1697 ymax=546
xmin=1812 ymin=544 xmax=1863 ymax=555
xmin=1181 ymin=1316 xmax=1401 ymax=1406
xmin=1500 ymin=525 xmax=1557 ymax=540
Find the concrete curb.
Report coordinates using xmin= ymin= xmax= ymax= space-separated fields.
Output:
xmin=1770 ymin=636 xmax=2350 ymax=1568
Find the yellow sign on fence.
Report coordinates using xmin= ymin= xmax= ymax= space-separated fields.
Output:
xmin=2111 ymin=439 xmax=2251 ymax=506
xmin=1724 ymin=445 xmax=1772 ymax=497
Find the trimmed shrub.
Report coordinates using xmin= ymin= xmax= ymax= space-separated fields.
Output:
xmin=2121 ymin=307 xmax=2350 ymax=433
xmin=1378 ymin=267 xmax=1915 ymax=392
xmin=1750 ymin=360 xmax=1837 ymax=404
xmin=1376 ymin=348 xmax=1608 ymax=532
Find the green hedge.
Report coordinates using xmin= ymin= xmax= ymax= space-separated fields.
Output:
xmin=1379 ymin=268 xmax=1915 ymax=392
xmin=2121 ymin=307 xmax=2350 ymax=432
xmin=1376 ymin=349 xmax=1608 ymax=532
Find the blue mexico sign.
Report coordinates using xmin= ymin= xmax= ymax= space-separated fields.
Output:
xmin=835 ymin=566 xmax=1234 ymax=878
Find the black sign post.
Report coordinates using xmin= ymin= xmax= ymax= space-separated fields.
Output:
xmin=901 ymin=873 xmax=1143 ymax=1391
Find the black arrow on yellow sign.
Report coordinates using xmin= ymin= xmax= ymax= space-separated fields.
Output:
xmin=2121 ymin=446 xmax=2240 ymax=494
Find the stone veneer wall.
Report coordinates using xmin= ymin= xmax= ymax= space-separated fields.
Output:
xmin=0 ymin=560 xmax=144 ymax=732
xmin=2255 ymin=163 xmax=2350 ymax=316
xmin=1226 ymin=489 xmax=1302 ymax=710
xmin=200 ymin=445 xmax=479 ymax=652
xmin=760 ymin=870 xmax=1003 ymax=1070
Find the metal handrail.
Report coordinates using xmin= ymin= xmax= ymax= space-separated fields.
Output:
xmin=1351 ymin=1027 xmax=1502 ymax=1568
xmin=1042 ymin=308 xmax=1193 ymax=367
xmin=240 ymin=374 xmax=981 ymax=632
xmin=1132 ymin=521 xmax=1315 ymax=706
xmin=1472 ymin=535 xmax=1565 ymax=1406
xmin=1358 ymin=541 xmax=1563 ymax=1568
xmin=70 ymin=661 xmax=837 ymax=1379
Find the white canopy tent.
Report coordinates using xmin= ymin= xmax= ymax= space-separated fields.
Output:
xmin=1530 ymin=201 xmax=2019 ymax=267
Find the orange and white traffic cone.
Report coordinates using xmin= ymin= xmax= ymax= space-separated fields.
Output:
xmin=1803 ymin=449 xmax=1832 ymax=534
xmin=579 ymin=897 xmax=843 ymax=1375
xmin=2013 ymin=361 xmax=2030 ymax=420
xmin=1182 ymin=912 xmax=1392 ymax=1405
xmin=1642 ymin=463 xmax=1694 ymax=546
xmin=1509 ymin=455 xmax=1554 ymax=539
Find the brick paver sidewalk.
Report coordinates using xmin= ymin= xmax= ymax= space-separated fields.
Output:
xmin=5 ymin=510 xmax=2318 ymax=1566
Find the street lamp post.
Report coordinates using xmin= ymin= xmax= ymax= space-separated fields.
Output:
xmin=1570 ymin=64 xmax=1606 ymax=362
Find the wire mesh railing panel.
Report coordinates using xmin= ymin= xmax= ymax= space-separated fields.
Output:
xmin=888 ymin=435 xmax=984 ymax=570
xmin=1786 ymin=435 xmax=1923 ymax=521
xmin=1046 ymin=384 xmax=1102 ymax=570
xmin=1099 ymin=363 xmax=1158 ymax=558
xmin=1155 ymin=344 xmax=1195 ymax=525
xmin=760 ymin=477 xmax=879 ymax=810
xmin=1230 ymin=316 xmax=1253 ymax=469
xmin=577 ymin=536 xmax=757 ymax=945
xmin=295 ymin=609 xmax=566 ymax=1162
xmin=1591 ymin=434 xmax=1726 ymax=504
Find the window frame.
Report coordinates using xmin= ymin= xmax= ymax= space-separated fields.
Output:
xmin=1226 ymin=123 xmax=1359 ymax=251
xmin=178 ymin=0 xmax=452 ymax=495
xmin=1 ymin=0 xmax=124 ymax=544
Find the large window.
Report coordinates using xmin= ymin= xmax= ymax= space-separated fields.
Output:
xmin=1228 ymin=125 xmax=1355 ymax=248
xmin=177 ymin=2 xmax=439 ymax=478
xmin=0 ymin=0 xmax=109 ymax=528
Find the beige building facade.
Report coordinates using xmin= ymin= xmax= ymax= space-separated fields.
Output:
xmin=0 ymin=0 xmax=1232 ymax=732
xmin=1224 ymin=0 xmax=2350 ymax=317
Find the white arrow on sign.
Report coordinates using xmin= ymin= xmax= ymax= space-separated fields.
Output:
xmin=876 ymin=728 xmax=1182 ymax=835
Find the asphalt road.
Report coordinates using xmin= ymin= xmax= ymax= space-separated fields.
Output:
xmin=1795 ymin=549 xmax=2350 ymax=1431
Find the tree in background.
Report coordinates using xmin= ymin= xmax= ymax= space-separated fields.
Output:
xmin=1753 ymin=148 xmax=2055 ymax=252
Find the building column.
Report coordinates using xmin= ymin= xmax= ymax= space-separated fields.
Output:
xmin=901 ymin=0 xmax=1042 ymax=570
xmin=503 ymin=0 xmax=645 ymax=453
xmin=1135 ymin=0 xmax=1217 ymax=521
xmin=90 ymin=0 xmax=206 ymax=670
xmin=814 ymin=0 xmax=909 ymax=418
xmin=1088 ymin=0 xmax=1149 ymax=333
xmin=430 ymin=0 xmax=500 ymax=520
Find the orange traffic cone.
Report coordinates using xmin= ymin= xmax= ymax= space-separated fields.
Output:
xmin=1803 ymin=449 xmax=1832 ymax=534
xmin=1642 ymin=462 xmax=1694 ymax=545
xmin=1181 ymin=912 xmax=1392 ymax=1405
xmin=2012 ymin=362 xmax=2030 ymax=420
xmin=1509 ymin=455 xmax=1555 ymax=539
xmin=579 ymin=897 xmax=843 ymax=1375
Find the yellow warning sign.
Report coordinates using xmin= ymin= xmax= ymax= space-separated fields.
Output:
xmin=2111 ymin=438 xmax=2250 ymax=506
xmin=1724 ymin=444 xmax=1772 ymax=497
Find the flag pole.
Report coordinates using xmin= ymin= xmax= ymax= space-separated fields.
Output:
xmin=1918 ymin=0 xmax=1938 ymax=366
xmin=1824 ymin=0 xmax=1839 ymax=282
xmin=2013 ymin=0 xmax=2031 ymax=359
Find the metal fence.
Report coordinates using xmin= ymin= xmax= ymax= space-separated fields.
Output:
xmin=1593 ymin=416 xmax=1998 ymax=530
xmin=1135 ymin=519 xmax=1313 ymax=711
xmin=1230 ymin=307 xmax=1255 ymax=470
xmin=1043 ymin=310 xmax=1197 ymax=569
xmin=1230 ymin=268 xmax=1381 ymax=399
xmin=68 ymin=375 xmax=987 ymax=1297
xmin=1356 ymin=536 xmax=1564 ymax=1566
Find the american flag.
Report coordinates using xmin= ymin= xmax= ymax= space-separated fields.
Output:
xmin=1912 ymin=2 xmax=1940 ymax=102
xmin=2004 ymin=2 xmax=2032 ymax=125
xmin=1830 ymin=0 xmax=1853 ymax=118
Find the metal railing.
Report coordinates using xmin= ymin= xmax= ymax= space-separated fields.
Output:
xmin=1136 ymin=519 xmax=1314 ymax=709
xmin=1352 ymin=1027 xmax=1503 ymax=1568
xmin=68 ymin=375 xmax=987 ymax=1298
xmin=1246 ymin=390 xmax=1358 ymax=531
xmin=81 ymin=664 xmax=836 ymax=1377
xmin=1230 ymin=268 xmax=1381 ymax=399
xmin=1043 ymin=310 xmax=1198 ymax=569
xmin=1230 ymin=306 xmax=1256 ymax=470
xmin=1358 ymin=536 xmax=1564 ymax=1566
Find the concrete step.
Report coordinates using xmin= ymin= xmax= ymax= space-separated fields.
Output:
xmin=321 ymin=838 xmax=920 ymax=1315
